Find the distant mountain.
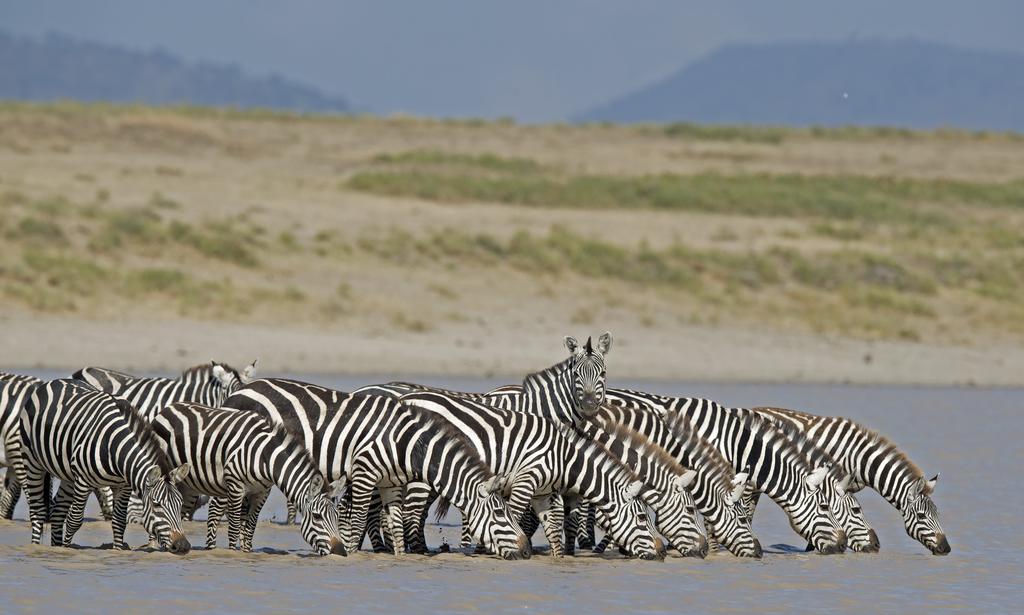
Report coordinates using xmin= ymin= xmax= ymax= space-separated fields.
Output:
xmin=576 ymin=39 xmax=1024 ymax=132
xmin=0 ymin=30 xmax=350 ymax=113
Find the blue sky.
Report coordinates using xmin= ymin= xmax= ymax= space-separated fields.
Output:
xmin=3 ymin=1 xmax=1021 ymax=120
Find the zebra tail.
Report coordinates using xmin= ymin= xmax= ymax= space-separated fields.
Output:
xmin=433 ymin=495 xmax=452 ymax=524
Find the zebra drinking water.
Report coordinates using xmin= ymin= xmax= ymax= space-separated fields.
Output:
xmin=397 ymin=390 xmax=666 ymax=559
xmin=606 ymin=390 xmax=847 ymax=554
xmin=585 ymin=401 xmax=762 ymax=558
xmin=150 ymin=403 xmax=346 ymax=554
xmin=754 ymin=405 xmax=949 ymax=555
xmin=11 ymin=379 xmax=190 ymax=552
xmin=221 ymin=378 xmax=530 ymax=559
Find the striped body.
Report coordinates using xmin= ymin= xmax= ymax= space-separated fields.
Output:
xmin=398 ymin=390 xmax=663 ymax=559
xmin=754 ymin=405 xmax=949 ymax=555
xmin=12 ymin=379 xmax=190 ymax=552
xmin=607 ymin=389 xmax=847 ymax=553
xmin=151 ymin=403 xmax=345 ymax=554
xmin=221 ymin=378 xmax=529 ymax=559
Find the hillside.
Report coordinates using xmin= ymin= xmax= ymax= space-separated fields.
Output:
xmin=577 ymin=39 xmax=1024 ymax=132
xmin=0 ymin=31 xmax=350 ymax=113
xmin=1 ymin=103 xmax=1023 ymax=383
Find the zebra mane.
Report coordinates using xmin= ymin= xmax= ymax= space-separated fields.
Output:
xmin=521 ymin=355 xmax=573 ymax=390
xmin=584 ymin=416 xmax=688 ymax=478
xmin=735 ymin=408 xmax=814 ymax=474
xmin=263 ymin=422 xmax=326 ymax=494
xmin=764 ymin=411 xmax=845 ymax=477
xmin=564 ymin=423 xmax=641 ymax=488
xmin=181 ymin=361 xmax=239 ymax=382
xmin=110 ymin=398 xmax=173 ymax=474
xmin=850 ymin=419 xmax=924 ymax=482
xmin=405 ymin=403 xmax=489 ymax=479
xmin=653 ymin=406 xmax=736 ymax=487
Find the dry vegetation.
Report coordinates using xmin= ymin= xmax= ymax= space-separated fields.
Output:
xmin=1 ymin=102 xmax=1023 ymax=377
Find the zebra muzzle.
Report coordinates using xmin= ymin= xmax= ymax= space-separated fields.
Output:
xmin=167 ymin=531 xmax=191 ymax=555
xmin=329 ymin=537 xmax=347 ymax=556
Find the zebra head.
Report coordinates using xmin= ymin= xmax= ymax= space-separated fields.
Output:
xmin=298 ymin=475 xmax=347 ymax=556
xmin=831 ymin=472 xmax=879 ymax=553
xmin=786 ymin=465 xmax=846 ymax=554
xmin=902 ymin=473 xmax=949 ymax=555
xmin=463 ymin=476 xmax=530 ymax=560
xmin=662 ymin=469 xmax=709 ymax=558
xmin=563 ymin=332 xmax=612 ymax=416
xmin=599 ymin=480 xmax=664 ymax=561
xmin=709 ymin=471 xmax=762 ymax=558
xmin=210 ymin=359 xmax=259 ymax=405
xmin=139 ymin=464 xmax=191 ymax=554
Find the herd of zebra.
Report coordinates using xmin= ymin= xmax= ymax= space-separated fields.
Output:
xmin=0 ymin=332 xmax=950 ymax=560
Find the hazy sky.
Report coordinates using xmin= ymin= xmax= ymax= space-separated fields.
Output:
xmin=3 ymin=1 xmax=1022 ymax=121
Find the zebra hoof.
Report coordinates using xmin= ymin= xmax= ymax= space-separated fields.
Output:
xmin=114 ymin=542 xmax=131 ymax=551
xmin=206 ymin=543 xmax=217 ymax=550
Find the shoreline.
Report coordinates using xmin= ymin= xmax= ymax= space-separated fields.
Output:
xmin=3 ymin=316 xmax=1020 ymax=388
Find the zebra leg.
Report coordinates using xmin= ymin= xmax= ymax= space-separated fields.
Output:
xmin=365 ymin=489 xmax=390 ymax=553
xmin=95 ymin=487 xmax=114 ymax=522
xmin=562 ymin=497 xmax=581 ymax=556
xmin=346 ymin=481 xmax=375 ymax=554
xmin=401 ymin=482 xmax=436 ymax=554
xmin=0 ymin=471 xmax=21 ymax=519
xmin=285 ymin=498 xmax=298 ymax=525
xmin=379 ymin=487 xmax=405 ymax=555
xmin=206 ymin=497 xmax=226 ymax=549
xmin=532 ymin=493 xmax=565 ymax=557
xmin=576 ymin=503 xmax=596 ymax=550
xmin=62 ymin=482 xmax=94 ymax=547
xmin=240 ymin=490 xmax=270 ymax=552
xmin=110 ymin=487 xmax=132 ymax=550
xmin=18 ymin=460 xmax=50 ymax=545
xmin=49 ymin=480 xmax=79 ymax=547
xmin=226 ymin=494 xmax=247 ymax=551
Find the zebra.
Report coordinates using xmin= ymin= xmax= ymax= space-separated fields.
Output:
xmin=581 ymin=401 xmax=762 ymax=558
xmin=11 ymin=379 xmax=191 ymax=552
xmin=397 ymin=390 xmax=666 ymax=560
xmin=150 ymin=402 xmax=346 ymax=555
xmin=73 ymin=359 xmax=258 ymax=523
xmin=606 ymin=389 xmax=847 ymax=554
xmin=220 ymin=378 xmax=530 ymax=559
xmin=0 ymin=372 xmax=115 ymax=522
xmin=754 ymin=405 xmax=950 ymax=555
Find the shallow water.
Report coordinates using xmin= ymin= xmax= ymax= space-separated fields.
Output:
xmin=1 ymin=376 xmax=1020 ymax=613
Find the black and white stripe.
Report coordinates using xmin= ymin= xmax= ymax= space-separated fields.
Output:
xmin=151 ymin=402 xmax=346 ymax=555
xmin=754 ymin=405 xmax=949 ymax=555
xmin=221 ymin=378 xmax=530 ymax=559
xmin=0 ymin=372 xmax=42 ymax=519
xmin=397 ymin=390 xmax=664 ymax=560
xmin=606 ymin=389 xmax=848 ymax=553
xmin=11 ymin=379 xmax=191 ymax=552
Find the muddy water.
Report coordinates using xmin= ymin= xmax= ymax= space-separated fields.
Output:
xmin=0 ymin=376 xmax=1019 ymax=613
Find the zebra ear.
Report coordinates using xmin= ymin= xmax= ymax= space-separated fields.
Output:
xmin=477 ymin=476 xmax=499 ymax=498
xmin=676 ymin=469 xmax=697 ymax=491
xmin=242 ymin=359 xmax=258 ymax=382
xmin=145 ymin=466 xmax=162 ymax=488
xmin=837 ymin=473 xmax=852 ymax=495
xmin=729 ymin=480 xmax=746 ymax=504
xmin=624 ymin=480 xmax=643 ymax=499
xmin=805 ymin=466 xmax=828 ymax=491
xmin=564 ymin=336 xmax=580 ymax=355
xmin=597 ymin=332 xmax=613 ymax=355
xmin=923 ymin=473 xmax=939 ymax=495
xmin=307 ymin=474 xmax=325 ymax=501
xmin=327 ymin=477 xmax=346 ymax=499
xmin=169 ymin=463 xmax=190 ymax=485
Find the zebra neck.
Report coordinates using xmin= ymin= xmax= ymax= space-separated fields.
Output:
xmin=126 ymin=460 xmax=163 ymax=494
xmin=256 ymin=437 xmax=316 ymax=504
xmin=841 ymin=426 xmax=919 ymax=508
xmin=521 ymin=357 xmax=578 ymax=424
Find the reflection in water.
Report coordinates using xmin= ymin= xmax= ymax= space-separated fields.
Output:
xmin=0 ymin=378 xmax=1019 ymax=612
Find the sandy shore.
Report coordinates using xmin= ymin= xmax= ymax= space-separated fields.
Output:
xmin=2 ymin=316 xmax=1019 ymax=386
